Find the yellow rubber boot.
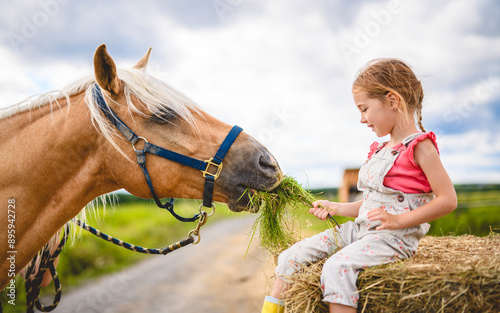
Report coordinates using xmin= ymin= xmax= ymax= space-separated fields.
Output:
xmin=261 ymin=296 xmax=285 ymax=313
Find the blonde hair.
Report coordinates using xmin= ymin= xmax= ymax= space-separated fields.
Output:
xmin=352 ymin=58 xmax=426 ymax=132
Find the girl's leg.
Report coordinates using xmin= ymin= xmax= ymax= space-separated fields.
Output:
xmin=329 ymin=303 xmax=356 ymax=313
xmin=262 ymin=227 xmax=344 ymax=313
xmin=275 ymin=222 xmax=359 ymax=280
xmin=322 ymin=233 xmax=413 ymax=309
xmin=262 ymin=279 xmax=286 ymax=313
xmin=270 ymin=277 xmax=287 ymax=298
xmin=262 ymin=223 xmax=360 ymax=313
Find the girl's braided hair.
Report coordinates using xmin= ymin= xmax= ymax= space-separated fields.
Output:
xmin=353 ymin=59 xmax=426 ymax=132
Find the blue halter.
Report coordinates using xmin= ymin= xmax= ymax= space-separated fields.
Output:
xmin=92 ymin=84 xmax=243 ymax=222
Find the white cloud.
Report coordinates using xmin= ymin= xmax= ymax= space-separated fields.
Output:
xmin=0 ymin=0 xmax=498 ymax=188
xmin=439 ymin=129 xmax=500 ymax=183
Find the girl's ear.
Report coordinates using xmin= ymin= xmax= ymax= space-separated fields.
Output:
xmin=386 ymin=92 xmax=400 ymax=110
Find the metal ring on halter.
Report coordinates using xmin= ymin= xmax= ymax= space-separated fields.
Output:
xmin=188 ymin=230 xmax=201 ymax=244
xmin=187 ymin=211 xmax=208 ymax=245
xmin=132 ymin=136 xmax=148 ymax=151
xmin=199 ymin=203 xmax=216 ymax=217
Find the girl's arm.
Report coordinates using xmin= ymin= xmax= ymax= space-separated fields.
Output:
xmin=368 ymin=139 xmax=457 ymax=230
xmin=309 ymin=200 xmax=362 ymax=220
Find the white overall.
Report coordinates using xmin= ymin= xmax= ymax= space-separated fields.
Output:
xmin=275 ymin=133 xmax=434 ymax=308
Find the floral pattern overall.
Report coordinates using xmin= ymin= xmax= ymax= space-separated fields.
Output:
xmin=275 ymin=133 xmax=434 ymax=308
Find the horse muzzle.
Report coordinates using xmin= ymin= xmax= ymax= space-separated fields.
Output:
xmin=218 ymin=138 xmax=283 ymax=212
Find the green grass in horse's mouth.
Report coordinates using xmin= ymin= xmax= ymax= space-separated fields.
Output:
xmin=245 ymin=176 xmax=318 ymax=255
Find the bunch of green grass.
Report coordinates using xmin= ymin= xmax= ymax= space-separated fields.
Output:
xmin=246 ymin=176 xmax=318 ymax=255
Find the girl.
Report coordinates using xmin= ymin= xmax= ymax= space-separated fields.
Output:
xmin=261 ymin=59 xmax=457 ymax=313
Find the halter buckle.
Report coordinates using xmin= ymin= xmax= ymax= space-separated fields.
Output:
xmin=201 ymin=158 xmax=223 ymax=180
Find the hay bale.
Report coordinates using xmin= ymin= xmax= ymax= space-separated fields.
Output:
xmin=282 ymin=234 xmax=500 ymax=313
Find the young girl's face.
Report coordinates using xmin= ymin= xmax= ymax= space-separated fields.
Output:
xmin=353 ymin=91 xmax=397 ymax=137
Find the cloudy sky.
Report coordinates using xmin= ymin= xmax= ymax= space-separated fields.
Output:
xmin=1 ymin=0 xmax=499 ymax=188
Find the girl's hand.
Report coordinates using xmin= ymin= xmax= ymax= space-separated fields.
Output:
xmin=309 ymin=200 xmax=340 ymax=221
xmin=367 ymin=208 xmax=400 ymax=230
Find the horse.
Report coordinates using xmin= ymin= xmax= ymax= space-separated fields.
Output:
xmin=0 ymin=44 xmax=283 ymax=291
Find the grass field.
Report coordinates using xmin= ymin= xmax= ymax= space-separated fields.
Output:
xmin=430 ymin=190 xmax=500 ymax=236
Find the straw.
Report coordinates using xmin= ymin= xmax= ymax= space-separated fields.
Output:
xmin=282 ymin=233 xmax=500 ymax=313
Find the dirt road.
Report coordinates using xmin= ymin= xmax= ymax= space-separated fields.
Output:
xmin=50 ymin=216 xmax=273 ymax=313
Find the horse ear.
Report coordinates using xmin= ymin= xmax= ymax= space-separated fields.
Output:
xmin=93 ymin=44 xmax=121 ymax=94
xmin=133 ymin=47 xmax=152 ymax=69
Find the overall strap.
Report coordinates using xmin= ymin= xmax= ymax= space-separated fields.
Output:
xmin=401 ymin=132 xmax=425 ymax=148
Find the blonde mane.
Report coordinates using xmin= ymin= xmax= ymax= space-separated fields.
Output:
xmin=1 ymin=68 xmax=199 ymax=129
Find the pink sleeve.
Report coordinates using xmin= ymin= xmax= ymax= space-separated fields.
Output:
xmin=408 ymin=132 xmax=439 ymax=167
xmin=367 ymin=142 xmax=379 ymax=160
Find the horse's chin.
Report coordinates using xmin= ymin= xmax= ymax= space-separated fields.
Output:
xmin=226 ymin=198 xmax=256 ymax=213
xmin=221 ymin=165 xmax=283 ymax=212
xmin=226 ymin=180 xmax=281 ymax=213
xmin=226 ymin=197 xmax=256 ymax=213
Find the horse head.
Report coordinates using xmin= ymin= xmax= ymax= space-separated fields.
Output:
xmin=92 ymin=44 xmax=283 ymax=211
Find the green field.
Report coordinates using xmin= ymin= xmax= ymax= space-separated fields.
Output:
xmin=429 ymin=189 xmax=500 ymax=236
xmin=303 ymin=186 xmax=500 ymax=237
xmin=2 ymin=186 xmax=499 ymax=312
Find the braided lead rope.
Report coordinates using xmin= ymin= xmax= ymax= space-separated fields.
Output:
xmin=72 ymin=210 xmax=208 ymax=255
xmin=25 ymin=223 xmax=70 ymax=313
xmin=13 ymin=208 xmax=210 ymax=313
xmin=19 ymin=209 xmax=209 ymax=313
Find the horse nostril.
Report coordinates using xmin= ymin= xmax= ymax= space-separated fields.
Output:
xmin=259 ymin=152 xmax=279 ymax=172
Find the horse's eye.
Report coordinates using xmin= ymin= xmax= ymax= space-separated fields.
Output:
xmin=150 ymin=108 xmax=177 ymax=124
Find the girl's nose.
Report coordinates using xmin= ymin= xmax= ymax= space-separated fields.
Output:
xmin=360 ymin=115 xmax=367 ymax=124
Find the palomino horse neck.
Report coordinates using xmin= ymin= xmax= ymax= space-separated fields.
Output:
xmin=0 ymin=91 xmax=118 ymax=289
